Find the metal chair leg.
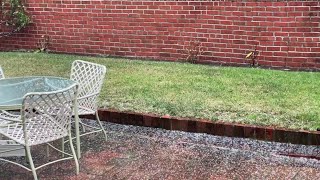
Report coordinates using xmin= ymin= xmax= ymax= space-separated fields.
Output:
xmin=68 ymin=130 xmax=79 ymax=174
xmin=79 ymin=119 xmax=86 ymax=133
xmin=46 ymin=144 xmax=50 ymax=158
xmin=25 ymin=147 xmax=29 ymax=164
xmin=25 ymin=146 xmax=38 ymax=180
xmin=61 ymin=137 xmax=65 ymax=158
xmin=95 ymin=112 xmax=107 ymax=141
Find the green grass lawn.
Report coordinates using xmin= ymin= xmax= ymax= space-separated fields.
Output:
xmin=1 ymin=52 xmax=320 ymax=131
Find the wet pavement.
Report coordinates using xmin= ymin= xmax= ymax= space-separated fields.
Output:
xmin=0 ymin=119 xmax=319 ymax=179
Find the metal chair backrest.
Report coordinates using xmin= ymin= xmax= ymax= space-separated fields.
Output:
xmin=70 ymin=60 xmax=106 ymax=114
xmin=18 ymin=84 xmax=78 ymax=145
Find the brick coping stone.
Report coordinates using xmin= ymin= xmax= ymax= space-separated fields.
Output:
xmin=81 ymin=109 xmax=320 ymax=146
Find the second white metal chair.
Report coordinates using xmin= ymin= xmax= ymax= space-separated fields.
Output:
xmin=70 ymin=60 xmax=107 ymax=140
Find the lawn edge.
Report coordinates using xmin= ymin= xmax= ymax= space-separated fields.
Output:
xmin=81 ymin=108 xmax=320 ymax=145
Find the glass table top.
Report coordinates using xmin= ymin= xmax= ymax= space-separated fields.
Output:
xmin=0 ymin=76 xmax=76 ymax=109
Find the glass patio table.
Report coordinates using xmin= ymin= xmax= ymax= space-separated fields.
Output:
xmin=0 ymin=76 xmax=82 ymax=158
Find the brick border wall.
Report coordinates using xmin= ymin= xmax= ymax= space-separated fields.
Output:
xmin=82 ymin=109 xmax=320 ymax=146
xmin=0 ymin=0 xmax=319 ymax=70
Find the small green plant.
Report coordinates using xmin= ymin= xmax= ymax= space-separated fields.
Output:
xmin=34 ymin=34 xmax=50 ymax=53
xmin=183 ymin=40 xmax=203 ymax=64
xmin=0 ymin=0 xmax=30 ymax=37
xmin=245 ymin=46 xmax=258 ymax=66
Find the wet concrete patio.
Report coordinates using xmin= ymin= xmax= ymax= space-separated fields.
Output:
xmin=0 ymin=119 xmax=319 ymax=179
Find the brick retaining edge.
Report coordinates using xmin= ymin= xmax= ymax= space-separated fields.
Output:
xmin=81 ymin=109 xmax=320 ymax=146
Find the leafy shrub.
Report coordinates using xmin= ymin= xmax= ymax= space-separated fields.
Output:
xmin=0 ymin=0 xmax=30 ymax=37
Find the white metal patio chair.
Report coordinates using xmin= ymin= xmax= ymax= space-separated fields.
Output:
xmin=0 ymin=84 xmax=79 ymax=180
xmin=70 ymin=60 xmax=107 ymax=140
xmin=0 ymin=66 xmax=5 ymax=79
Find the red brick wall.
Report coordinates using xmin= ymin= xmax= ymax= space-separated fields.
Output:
xmin=1 ymin=0 xmax=319 ymax=70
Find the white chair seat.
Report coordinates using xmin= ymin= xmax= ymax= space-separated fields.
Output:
xmin=0 ymin=115 xmax=68 ymax=146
